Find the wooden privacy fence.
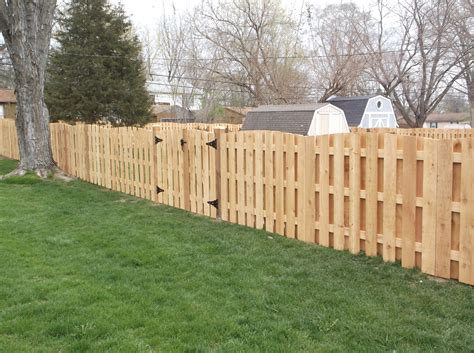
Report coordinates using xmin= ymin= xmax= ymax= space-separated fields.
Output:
xmin=1 ymin=119 xmax=473 ymax=285
xmin=0 ymin=119 xmax=19 ymax=160
xmin=219 ymin=131 xmax=473 ymax=285
xmin=49 ymin=123 xmax=220 ymax=218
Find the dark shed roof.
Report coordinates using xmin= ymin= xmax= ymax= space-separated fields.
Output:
xmin=327 ymin=95 xmax=376 ymax=126
xmin=241 ymin=103 xmax=329 ymax=135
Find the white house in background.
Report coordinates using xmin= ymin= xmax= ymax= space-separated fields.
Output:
xmin=423 ymin=112 xmax=471 ymax=129
xmin=147 ymin=81 xmax=200 ymax=111
xmin=327 ymin=95 xmax=398 ymax=128
xmin=241 ymin=103 xmax=349 ymax=136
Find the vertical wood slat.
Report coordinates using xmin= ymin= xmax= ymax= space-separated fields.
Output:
xmin=274 ymin=132 xmax=284 ymax=235
xmin=254 ymin=132 xmax=264 ymax=229
xmin=193 ymin=130 xmax=201 ymax=213
xmin=318 ymin=135 xmax=329 ymax=246
xmin=236 ymin=132 xmax=245 ymax=226
xmin=303 ymin=136 xmax=316 ymax=244
xmin=245 ymin=132 xmax=255 ymax=227
xmin=333 ymin=134 xmax=345 ymax=250
xmin=285 ymin=134 xmax=296 ymax=238
xmin=383 ymin=134 xmax=397 ymax=262
xmin=228 ymin=132 xmax=237 ymax=224
xmin=365 ymin=133 xmax=378 ymax=256
xmin=401 ymin=136 xmax=417 ymax=268
xmin=125 ymin=127 xmax=131 ymax=193
xmin=175 ymin=128 xmax=181 ymax=207
xmin=214 ymin=128 xmax=225 ymax=219
xmin=219 ymin=131 xmax=229 ymax=221
xmin=182 ymin=129 xmax=191 ymax=211
xmin=208 ymin=130 xmax=217 ymax=219
xmin=104 ymin=128 xmax=111 ymax=189
xmin=296 ymin=134 xmax=306 ymax=240
xmin=421 ymin=139 xmax=438 ymax=276
xmin=152 ymin=127 xmax=160 ymax=203
xmin=202 ymin=130 xmax=211 ymax=216
xmin=349 ymin=133 xmax=361 ymax=254
xmin=167 ymin=129 xmax=175 ymax=206
xmin=459 ymin=138 xmax=474 ymax=285
xmin=189 ymin=130 xmax=197 ymax=213
xmin=264 ymin=131 xmax=274 ymax=233
xmin=435 ymin=140 xmax=453 ymax=279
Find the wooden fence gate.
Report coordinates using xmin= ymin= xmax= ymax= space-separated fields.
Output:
xmin=153 ymin=127 xmax=220 ymax=219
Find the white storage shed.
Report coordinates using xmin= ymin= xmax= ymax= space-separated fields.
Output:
xmin=327 ymin=95 xmax=398 ymax=128
xmin=241 ymin=103 xmax=349 ymax=136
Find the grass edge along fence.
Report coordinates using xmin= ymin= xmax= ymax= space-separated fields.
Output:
xmin=0 ymin=119 xmax=473 ymax=285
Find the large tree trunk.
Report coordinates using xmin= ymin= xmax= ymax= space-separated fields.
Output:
xmin=15 ymin=70 xmax=55 ymax=173
xmin=0 ymin=1 xmax=57 ymax=177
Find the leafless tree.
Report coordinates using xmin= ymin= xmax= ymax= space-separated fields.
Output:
xmin=451 ymin=0 xmax=473 ymax=126
xmin=191 ymin=0 xmax=310 ymax=105
xmin=139 ymin=26 xmax=160 ymax=81
xmin=153 ymin=7 xmax=203 ymax=120
xmin=306 ymin=3 xmax=371 ymax=102
xmin=0 ymin=0 xmax=57 ymax=177
xmin=360 ymin=0 xmax=471 ymax=127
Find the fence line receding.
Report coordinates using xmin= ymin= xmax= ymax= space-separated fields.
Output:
xmin=1 ymin=119 xmax=473 ymax=285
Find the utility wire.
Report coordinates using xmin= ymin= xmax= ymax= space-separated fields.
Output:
xmin=26 ymin=45 xmax=473 ymax=62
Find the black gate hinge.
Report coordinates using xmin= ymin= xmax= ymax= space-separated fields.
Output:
xmin=156 ymin=186 xmax=164 ymax=194
xmin=155 ymin=136 xmax=163 ymax=144
xmin=207 ymin=199 xmax=219 ymax=209
xmin=206 ymin=139 xmax=217 ymax=149
xmin=180 ymin=138 xmax=187 ymax=147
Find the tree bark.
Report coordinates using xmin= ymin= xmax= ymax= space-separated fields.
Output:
xmin=14 ymin=69 xmax=55 ymax=173
xmin=0 ymin=1 xmax=57 ymax=176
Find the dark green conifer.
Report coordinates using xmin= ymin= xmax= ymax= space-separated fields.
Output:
xmin=46 ymin=0 xmax=152 ymax=125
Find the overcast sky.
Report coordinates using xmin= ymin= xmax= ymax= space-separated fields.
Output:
xmin=112 ymin=0 xmax=375 ymax=29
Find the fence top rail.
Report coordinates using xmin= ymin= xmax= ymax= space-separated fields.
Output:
xmin=4 ymin=120 xmax=473 ymax=142
xmin=352 ymin=127 xmax=473 ymax=139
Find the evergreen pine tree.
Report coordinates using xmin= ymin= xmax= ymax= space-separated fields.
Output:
xmin=46 ymin=0 xmax=152 ymax=125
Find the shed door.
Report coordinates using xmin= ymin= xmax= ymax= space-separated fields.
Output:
xmin=0 ymin=105 xmax=4 ymax=119
xmin=318 ymin=114 xmax=329 ymax=133
xmin=369 ymin=113 xmax=389 ymax=128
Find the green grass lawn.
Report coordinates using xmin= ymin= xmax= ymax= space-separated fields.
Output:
xmin=0 ymin=158 xmax=473 ymax=353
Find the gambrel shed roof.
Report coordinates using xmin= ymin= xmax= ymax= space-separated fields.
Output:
xmin=242 ymin=103 xmax=331 ymax=135
xmin=326 ymin=95 xmax=376 ymax=126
